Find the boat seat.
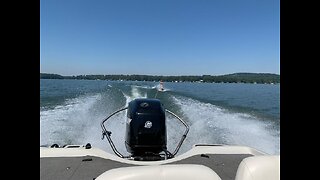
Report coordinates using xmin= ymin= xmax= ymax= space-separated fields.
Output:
xmin=235 ymin=155 xmax=280 ymax=180
xmin=95 ymin=164 xmax=222 ymax=180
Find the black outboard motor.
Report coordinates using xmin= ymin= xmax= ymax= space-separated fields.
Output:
xmin=125 ymin=98 xmax=167 ymax=157
xmin=101 ymin=98 xmax=189 ymax=161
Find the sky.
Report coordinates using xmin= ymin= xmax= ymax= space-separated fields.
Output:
xmin=40 ymin=0 xmax=280 ymax=76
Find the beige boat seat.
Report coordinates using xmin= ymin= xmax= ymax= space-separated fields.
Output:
xmin=235 ymin=155 xmax=280 ymax=180
xmin=96 ymin=164 xmax=222 ymax=180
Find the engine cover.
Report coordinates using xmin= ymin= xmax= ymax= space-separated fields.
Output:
xmin=125 ymin=98 xmax=167 ymax=156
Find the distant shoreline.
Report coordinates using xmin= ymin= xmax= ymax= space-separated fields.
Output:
xmin=40 ymin=73 xmax=280 ymax=84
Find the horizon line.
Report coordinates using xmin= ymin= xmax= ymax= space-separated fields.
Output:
xmin=40 ymin=72 xmax=280 ymax=77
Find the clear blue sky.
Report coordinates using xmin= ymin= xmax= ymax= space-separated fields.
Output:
xmin=40 ymin=0 xmax=279 ymax=76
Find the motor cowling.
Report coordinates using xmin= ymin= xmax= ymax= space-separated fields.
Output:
xmin=125 ymin=98 xmax=167 ymax=156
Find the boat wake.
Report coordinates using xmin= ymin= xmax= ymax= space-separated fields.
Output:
xmin=40 ymin=84 xmax=279 ymax=155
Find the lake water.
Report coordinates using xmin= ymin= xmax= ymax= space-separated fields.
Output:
xmin=40 ymin=79 xmax=280 ymax=155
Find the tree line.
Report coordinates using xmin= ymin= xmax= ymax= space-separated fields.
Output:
xmin=40 ymin=73 xmax=280 ymax=84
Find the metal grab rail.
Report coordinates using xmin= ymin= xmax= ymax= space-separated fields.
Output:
xmin=165 ymin=109 xmax=189 ymax=156
xmin=100 ymin=107 xmax=128 ymax=158
xmin=100 ymin=106 xmax=189 ymax=159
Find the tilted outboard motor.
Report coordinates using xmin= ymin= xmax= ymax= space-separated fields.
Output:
xmin=101 ymin=98 xmax=189 ymax=161
xmin=125 ymin=99 xmax=167 ymax=158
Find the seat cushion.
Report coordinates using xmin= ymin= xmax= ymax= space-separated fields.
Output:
xmin=235 ymin=155 xmax=280 ymax=180
xmin=96 ymin=164 xmax=222 ymax=180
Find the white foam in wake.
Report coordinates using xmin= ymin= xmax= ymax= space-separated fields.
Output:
xmin=155 ymin=84 xmax=170 ymax=92
xmin=122 ymin=86 xmax=148 ymax=106
xmin=40 ymin=94 xmax=102 ymax=146
xmin=170 ymin=96 xmax=280 ymax=155
xmin=96 ymin=85 xmax=150 ymax=155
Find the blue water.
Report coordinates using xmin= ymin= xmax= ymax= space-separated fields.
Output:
xmin=40 ymin=79 xmax=280 ymax=155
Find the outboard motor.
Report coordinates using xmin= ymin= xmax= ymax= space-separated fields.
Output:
xmin=125 ymin=99 xmax=167 ymax=157
xmin=101 ymin=98 xmax=189 ymax=161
